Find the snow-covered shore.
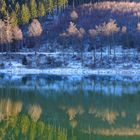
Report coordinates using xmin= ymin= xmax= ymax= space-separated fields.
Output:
xmin=0 ymin=67 xmax=140 ymax=76
xmin=0 ymin=47 xmax=140 ymax=76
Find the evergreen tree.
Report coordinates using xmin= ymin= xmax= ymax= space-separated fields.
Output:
xmin=15 ymin=2 xmax=20 ymax=24
xmin=45 ymin=0 xmax=54 ymax=13
xmin=0 ymin=1 xmax=7 ymax=19
xmin=10 ymin=11 xmax=18 ymax=27
xmin=0 ymin=0 xmax=68 ymax=25
xmin=30 ymin=0 xmax=37 ymax=19
xmin=38 ymin=2 xmax=46 ymax=17
xmin=15 ymin=2 xmax=20 ymax=13
xmin=21 ymin=4 xmax=30 ymax=24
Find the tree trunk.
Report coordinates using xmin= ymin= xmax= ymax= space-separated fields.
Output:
xmin=101 ymin=45 xmax=103 ymax=63
xmin=93 ymin=45 xmax=96 ymax=66
xmin=81 ymin=41 xmax=83 ymax=67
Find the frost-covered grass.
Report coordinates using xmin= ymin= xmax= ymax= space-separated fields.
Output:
xmin=0 ymin=46 xmax=139 ymax=76
xmin=1 ymin=67 xmax=140 ymax=76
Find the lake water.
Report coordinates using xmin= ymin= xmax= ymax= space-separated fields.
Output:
xmin=0 ymin=74 xmax=140 ymax=140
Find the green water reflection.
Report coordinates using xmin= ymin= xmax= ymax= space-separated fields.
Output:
xmin=0 ymin=75 xmax=140 ymax=140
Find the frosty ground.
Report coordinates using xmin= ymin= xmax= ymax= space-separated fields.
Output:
xmin=0 ymin=46 xmax=139 ymax=76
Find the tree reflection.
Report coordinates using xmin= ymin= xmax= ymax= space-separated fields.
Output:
xmin=0 ymin=75 xmax=140 ymax=139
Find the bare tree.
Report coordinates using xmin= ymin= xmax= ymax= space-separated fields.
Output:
xmin=137 ymin=23 xmax=140 ymax=31
xmin=78 ymin=28 xmax=85 ymax=67
xmin=70 ymin=10 xmax=78 ymax=22
xmin=28 ymin=19 xmax=43 ymax=38
xmin=4 ymin=13 xmax=13 ymax=66
xmin=96 ymin=19 xmax=119 ymax=60
xmin=67 ymin=22 xmax=79 ymax=56
xmin=103 ymin=19 xmax=119 ymax=58
xmin=89 ymin=29 xmax=97 ymax=66
xmin=28 ymin=19 xmax=43 ymax=66
xmin=0 ymin=20 xmax=5 ymax=52
xmin=12 ymin=26 xmax=23 ymax=50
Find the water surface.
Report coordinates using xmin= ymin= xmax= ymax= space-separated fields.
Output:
xmin=0 ymin=74 xmax=140 ymax=140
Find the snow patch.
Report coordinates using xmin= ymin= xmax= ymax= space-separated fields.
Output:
xmin=0 ymin=68 xmax=140 ymax=76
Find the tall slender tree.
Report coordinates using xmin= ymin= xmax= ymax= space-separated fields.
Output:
xmin=38 ymin=2 xmax=46 ymax=17
xmin=89 ymin=29 xmax=97 ymax=66
xmin=21 ymin=4 xmax=30 ymax=24
xmin=10 ymin=11 xmax=18 ymax=27
xmin=30 ymin=0 xmax=37 ymax=19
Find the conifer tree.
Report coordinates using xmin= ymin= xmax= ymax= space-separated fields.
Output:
xmin=15 ymin=3 xmax=20 ymax=14
xmin=0 ymin=0 xmax=68 ymax=25
xmin=0 ymin=1 xmax=7 ymax=19
xmin=21 ymin=4 xmax=30 ymax=24
xmin=15 ymin=2 xmax=20 ymax=22
xmin=30 ymin=0 xmax=37 ymax=19
xmin=38 ymin=2 xmax=46 ymax=17
xmin=45 ymin=0 xmax=54 ymax=13
xmin=10 ymin=11 xmax=18 ymax=27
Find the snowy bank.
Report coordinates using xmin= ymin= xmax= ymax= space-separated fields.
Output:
xmin=0 ymin=67 xmax=140 ymax=76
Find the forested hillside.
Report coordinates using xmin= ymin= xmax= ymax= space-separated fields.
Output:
xmin=1 ymin=0 xmax=140 ymax=26
xmin=0 ymin=0 xmax=140 ymax=69
xmin=0 ymin=0 xmax=67 ymax=26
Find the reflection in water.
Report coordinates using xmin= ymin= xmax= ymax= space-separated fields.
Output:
xmin=0 ymin=74 xmax=140 ymax=139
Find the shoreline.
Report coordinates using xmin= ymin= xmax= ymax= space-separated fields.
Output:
xmin=0 ymin=68 xmax=140 ymax=76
